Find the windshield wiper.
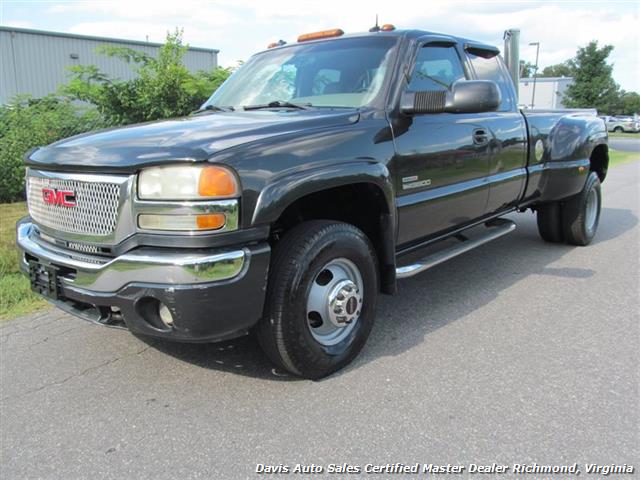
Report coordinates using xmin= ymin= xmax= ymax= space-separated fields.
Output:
xmin=243 ymin=100 xmax=311 ymax=111
xmin=192 ymin=105 xmax=234 ymax=114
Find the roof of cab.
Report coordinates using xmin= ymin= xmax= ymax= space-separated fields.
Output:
xmin=261 ymin=28 xmax=500 ymax=55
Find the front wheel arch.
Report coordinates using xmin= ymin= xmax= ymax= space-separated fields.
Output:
xmin=251 ymin=161 xmax=395 ymax=226
xmin=261 ymin=171 xmax=397 ymax=294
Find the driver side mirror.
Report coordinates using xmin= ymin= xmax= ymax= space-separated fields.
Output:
xmin=401 ymin=80 xmax=501 ymax=115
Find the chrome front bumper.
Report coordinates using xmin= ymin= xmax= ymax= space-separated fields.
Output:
xmin=17 ymin=221 xmax=247 ymax=293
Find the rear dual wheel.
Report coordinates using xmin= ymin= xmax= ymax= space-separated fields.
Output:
xmin=536 ymin=202 xmax=564 ymax=243
xmin=536 ymin=171 xmax=602 ymax=246
xmin=257 ymin=220 xmax=378 ymax=379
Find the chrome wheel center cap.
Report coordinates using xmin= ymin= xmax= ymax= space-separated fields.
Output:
xmin=328 ymin=280 xmax=362 ymax=327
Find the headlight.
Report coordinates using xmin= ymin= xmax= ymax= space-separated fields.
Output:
xmin=138 ymin=165 xmax=239 ymax=200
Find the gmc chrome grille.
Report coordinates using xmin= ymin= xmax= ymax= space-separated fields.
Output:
xmin=27 ymin=175 xmax=121 ymax=236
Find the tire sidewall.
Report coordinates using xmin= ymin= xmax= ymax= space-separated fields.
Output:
xmin=278 ymin=226 xmax=378 ymax=375
xmin=579 ymin=172 xmax=602 ymax=242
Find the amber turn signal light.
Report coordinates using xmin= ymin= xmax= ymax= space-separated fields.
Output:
xmin=198 ymin=166 xmax=239 ymax=198
xmin=196 ymin=213 xmax=226 ymax=230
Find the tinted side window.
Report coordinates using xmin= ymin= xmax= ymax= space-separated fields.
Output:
xmin=408 ymin=45 xmax=465 ymax=92
xmin=467 ymin=53 xmax=515 ymax=111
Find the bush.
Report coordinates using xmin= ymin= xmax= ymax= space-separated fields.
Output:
xmin=61 ymin=29 xmax=232 ymax=125
xmin=0 ymin=96 xmax=106 ymax=203
xmin=0 ymin=29 xmax=232 ymax=202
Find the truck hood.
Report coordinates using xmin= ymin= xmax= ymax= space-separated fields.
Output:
xmin=27 ymin=109 xmax=360 ymax=172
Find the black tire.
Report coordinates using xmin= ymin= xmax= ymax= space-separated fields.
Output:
xmin=561 ymin=171 xmax=602 ymax=246
xmin=257 ymin=220 xmax=379 ymax=379
xmin=536 ymin=202 xmax=564 ymax=243
xmin=613 ymin=126 xmax=624 ymax=133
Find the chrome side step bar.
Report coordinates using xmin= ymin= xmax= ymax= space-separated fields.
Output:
xmin=396 ymin=219 xmax=516 ymax=279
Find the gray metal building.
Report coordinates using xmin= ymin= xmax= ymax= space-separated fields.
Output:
xmin=1 ymin=26 xmax=219 ymax=104
xmin=519 ymin=77 xmax=574 ymax=109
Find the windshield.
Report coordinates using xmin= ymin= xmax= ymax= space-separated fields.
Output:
xmin=203 ymin=37 xmax=397 ymax=110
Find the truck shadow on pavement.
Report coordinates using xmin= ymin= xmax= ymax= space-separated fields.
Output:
xmin=141 ymin=207 xmax=637 ymax=381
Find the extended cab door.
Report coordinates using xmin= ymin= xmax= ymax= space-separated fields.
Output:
xmin=393 ymin=41 xmax=491 ymax=246
xmin=465 ymin=46 xmax=528 ymax=213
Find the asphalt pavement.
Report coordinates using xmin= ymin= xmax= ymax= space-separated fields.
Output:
xmin=609 ymin=135 xmax=640 ymax=153
xmin=1 ymin=161 xmax=639 ymax=479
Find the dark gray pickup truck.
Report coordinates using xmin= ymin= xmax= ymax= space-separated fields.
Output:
xmin=17 ymin=27 xmax=608 ymax=378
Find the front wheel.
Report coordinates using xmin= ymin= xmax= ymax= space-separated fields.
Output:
xmin=257 ymin=220 xmax=379 ymax=379
xmin=561 ymin=171 xmax=602 ymax=246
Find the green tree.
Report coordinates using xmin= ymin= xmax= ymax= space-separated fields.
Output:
xmin=519 ymin=61 xmax=536 ymax=78
xmin=540 ymin=62 xmax=574 ymax=78
xmin=620 ymin=92 xmax=640 ymax=116
xmin=562 ymin=41 xmax=621 ymax=114
xmin=61 ymin=29 xmax=232 ymax=125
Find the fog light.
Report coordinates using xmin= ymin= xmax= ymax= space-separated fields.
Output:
xmin=158 ymin=303 xmax=174 ymax=327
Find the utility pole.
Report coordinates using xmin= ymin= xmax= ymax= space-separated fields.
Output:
xmin=529 ymin=42 xmax=540 ymax=108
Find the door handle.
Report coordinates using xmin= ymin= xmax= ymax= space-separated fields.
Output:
xmin=473 ymin=128 xmax=489 ymax=146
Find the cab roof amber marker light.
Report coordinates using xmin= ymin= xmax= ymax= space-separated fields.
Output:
xmin=297 ymin=29 xmax=344 ymax=42
xmin=267 ymin=39 xmax=287 ymax=48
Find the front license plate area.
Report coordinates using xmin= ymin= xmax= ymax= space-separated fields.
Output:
xmin=28 ymin=261 xmax=60 ymax=300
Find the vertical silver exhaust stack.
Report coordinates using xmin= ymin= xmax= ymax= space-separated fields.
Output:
xmin=503 ymin=29 xmax=520 ymax=102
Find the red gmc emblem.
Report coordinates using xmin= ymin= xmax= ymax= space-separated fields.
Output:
xmin=42 ymin=188 xmax=76 ymax=207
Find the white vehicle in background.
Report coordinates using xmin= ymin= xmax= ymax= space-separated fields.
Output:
xmin=599 ymin=115 xmax=640 ymax=133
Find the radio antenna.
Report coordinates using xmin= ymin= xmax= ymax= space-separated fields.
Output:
xmin=369 ymin=14 xmax=380 ymax=32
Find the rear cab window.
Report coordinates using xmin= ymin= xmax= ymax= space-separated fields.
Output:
xmin=312 ymin=69 xmax=341 ymax=95
xmin=466 ymin=50 xmax=517 ymax=111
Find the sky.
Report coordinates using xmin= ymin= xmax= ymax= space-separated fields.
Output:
xmin=1 ymin=0 xmax=639 ymax=91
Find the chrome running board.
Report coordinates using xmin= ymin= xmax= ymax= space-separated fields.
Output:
xmin=396 ymin=219 xmax=516 ymax=279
